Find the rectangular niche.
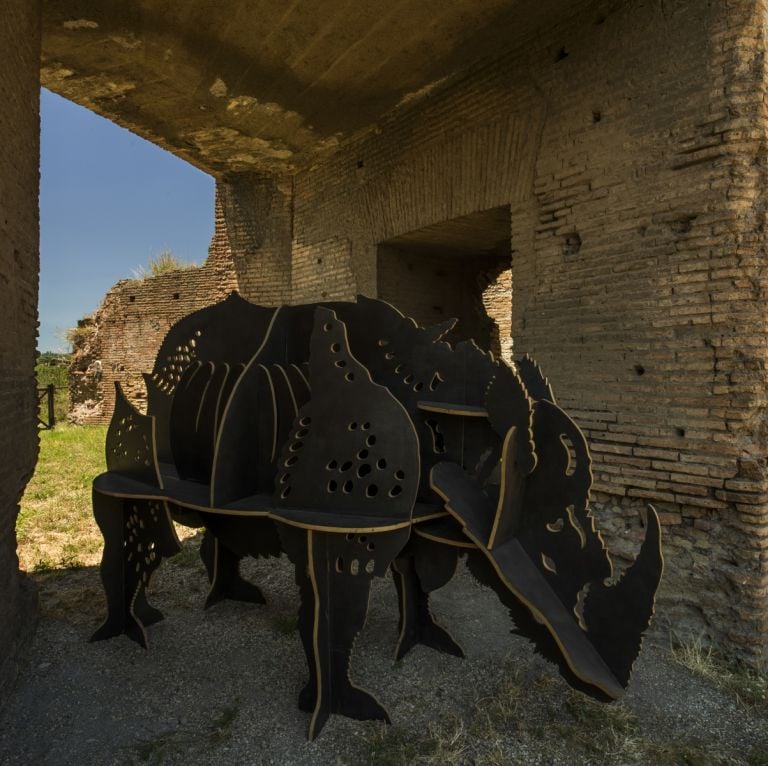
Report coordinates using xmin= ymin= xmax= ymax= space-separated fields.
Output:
xmin=376 ymin=205 xmax=512 ymax=359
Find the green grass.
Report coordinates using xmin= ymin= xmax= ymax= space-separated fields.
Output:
xmin=17 ymin=423 xmax=200 ymax=577
xmin=132 ymin=249 xmax=199 ymax=280
xmin=17 ymin=424 xmax=107 ymax=571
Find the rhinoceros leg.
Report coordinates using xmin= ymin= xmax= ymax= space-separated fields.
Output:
xmin=198 ymin=514 xmax=283 ymax=608
xmin=392 ymin=534 xmax=464 ymax=661
xmin=199 ymin=528 xmax=266 ymax=608
xmin=90 ymin=492 xmax=180 ymax=648
xmin=279 ymin=524 xmax=409 ymax=740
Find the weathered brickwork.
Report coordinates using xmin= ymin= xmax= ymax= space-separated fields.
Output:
xmin=282 ymin=0 xmax=768 ymax=661
xmin=0 ymin=0 xmax=40 ymax=694
xmin=70 ymin=192 xmax=237 ymax=422
xmin=218 ymin=172 xmax=293 ymax=305
xmin=512 ymin=0 xmax=768 ymax=659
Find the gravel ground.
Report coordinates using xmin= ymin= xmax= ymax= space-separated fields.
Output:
xmin=0 ymin=542 xmax=766 ymax=766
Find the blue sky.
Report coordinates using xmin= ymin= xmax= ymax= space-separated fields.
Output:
xmin=39 ymin=89 xmax=215 ymax=352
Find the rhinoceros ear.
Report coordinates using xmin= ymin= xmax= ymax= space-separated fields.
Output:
xmin=485 ymin=360 xmax=536 ymax=477
xmin=422 ymin=317 xmax=458 ymax=342
xmin=516 ymin=354 xmax=556 ymax=404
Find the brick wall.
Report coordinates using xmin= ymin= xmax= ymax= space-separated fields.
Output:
xmin=510 ymin=0 xmax=768 ymax=660
xmin=0 ymin=0 xmax=40 ymax=695
xmin=282 ymin=0 xmax=768 ymax=661
xmin=218 ymin=172 xmax=293 ymax=305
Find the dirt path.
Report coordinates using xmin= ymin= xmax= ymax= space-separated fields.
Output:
xmin=0 ymin=546 xmax=765 ymax=765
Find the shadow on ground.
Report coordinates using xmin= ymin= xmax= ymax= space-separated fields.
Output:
xmin=0 ymin=541 xmax=766 ymax=766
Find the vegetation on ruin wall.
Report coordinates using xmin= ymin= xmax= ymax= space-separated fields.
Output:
xmin=132 ymin=249 xmax=199 ymax=280
xmin=35 ymin=352 xmax=69 ymax=425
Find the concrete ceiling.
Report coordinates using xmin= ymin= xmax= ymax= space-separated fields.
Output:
xmin=41 ymin=0 xmax=584 ymax=176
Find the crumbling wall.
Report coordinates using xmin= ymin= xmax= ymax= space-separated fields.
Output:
xmin=0 ymin=0 xmax=40 ymax=695
xmin=286 ymin=0 xmax=768 ymax=661
xmin=70 ymin=192 xmax=237 ymax=421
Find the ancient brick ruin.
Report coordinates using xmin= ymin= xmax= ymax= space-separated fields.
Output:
xmin=69 ymin=193 xmax=237 ymax=423
xmin=2 ymin=0 xmax=768 ymax=697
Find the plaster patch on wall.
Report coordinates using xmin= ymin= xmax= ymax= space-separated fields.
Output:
xmin=110 ymin=34 xmax=143 ymax=51
xmin=315 ymin=135 xmax=341 ymax=152
xmin=396 ymin=75 xmax=451 ymax=108
xmin=63 ymin=19 xmax=99 ymax=30
xmin=226 ymin=96 xmax=303 ymax=128
xmin=40 ymin=64 xmax=74 ymax=86
xmin=74 ymin=75 xmax=137 ymax=101
xmin=188 ymin=127 xmax=294 ymax=166
xmin=210 ymin=78 xmax=228 ymax=98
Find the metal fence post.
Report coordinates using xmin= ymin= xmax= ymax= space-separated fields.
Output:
xmin=47 ymin=383 xmax=55 ymax=428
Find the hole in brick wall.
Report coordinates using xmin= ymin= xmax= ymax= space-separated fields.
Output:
xmin=173 ymin=292 xmax=180 ymax=300
xmin=563 ymin=233 xmax=582 ymax=257
xmin=129 ymin=295 xmax=136 ymax=302
xmin=676 ymin=427 xmax=686 ymax=438
xmin=670 ymin=215 xmax=697 ymax=234
xmin=376 ymin=205 xmax=512 ymax=358
xmin=592 ymin=110 xmax=602 ymax=124
xmin=555 ymin=47 xmax=569 ymax=62
xmin=357 ymin=159 xmax=364 ymax=169
xmin=634 ymin=364 xmax=645 ymax=376
xmin=316 ymin=257 xmax=323 ymax=265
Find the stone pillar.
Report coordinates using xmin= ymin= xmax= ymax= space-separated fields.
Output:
xmin=217 ymin=172 xmax=293 ymax=305
xmin=0 ymin=0 xmax=41 ymax=696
